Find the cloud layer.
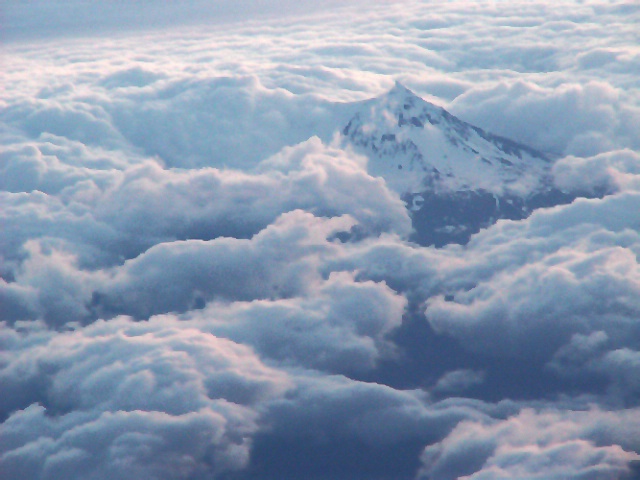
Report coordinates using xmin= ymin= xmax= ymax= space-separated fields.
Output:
xmin=2 ymin=1 xmax=640 ymax=479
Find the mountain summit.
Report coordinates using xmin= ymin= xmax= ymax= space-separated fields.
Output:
xmin=342 ymin=82 xmax=551 ymax=196
xmin=340 ymin=83 xmax=572 ymax=246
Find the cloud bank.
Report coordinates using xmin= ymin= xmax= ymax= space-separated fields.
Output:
xmin=2 ymin=1 xmax=640 ymax=479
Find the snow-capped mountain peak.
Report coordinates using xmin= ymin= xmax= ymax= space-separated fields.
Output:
xmin=338 ymin=83 xmax=574 ymax=246
xmin=341 ymin=82 xmax=551 ymax=197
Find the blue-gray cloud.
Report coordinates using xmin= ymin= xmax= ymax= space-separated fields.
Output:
xmin=419 ymin=408 xmax=640 ymax=480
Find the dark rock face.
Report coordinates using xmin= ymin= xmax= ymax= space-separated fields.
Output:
xmin=406 ymin=188 xmax=577 ymax=247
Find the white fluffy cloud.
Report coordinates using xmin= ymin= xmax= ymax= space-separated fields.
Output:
xmin=451 ymin=80 xmax=640 ymax=156
xmin=552 ymin=148 xmax=640 ymax=194
xmin=426 ymin=192 xmax=640 ymax=362
xmin=184 ymin=271 xmax=406 ymax=373
xmin=2 ymin=210 xmax=408 ymax=375
xmin=1 ymin=137 xmax=410 ymax=285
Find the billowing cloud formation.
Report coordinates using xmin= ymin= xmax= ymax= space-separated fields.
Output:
xmin=0 ymin=135 xmax=409 ymax=262
xmin=185 ymin=270 xmax=407 ymax=373
xmin=1 ymin=313 xmax=509 ymax=480
xmin=3 ymin=203 xmax=407 ymax=325
xmin=2 ymin=1 xmax=640 ymax=479
xmin=451 ymin=80 xmax=640 ymax=157
xmin=553 ymin=149 xmax=640 ymax=194
xmin=423 ymin=191 xmax=640 ymax=400
xmin=419 ymin=408 xmax=640 ymax=480
xmin=0 ymin=317 xmax=289 ymax=479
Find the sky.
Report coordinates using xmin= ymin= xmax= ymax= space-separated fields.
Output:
xmin=2 ymin=1 xmax=640 ymax=479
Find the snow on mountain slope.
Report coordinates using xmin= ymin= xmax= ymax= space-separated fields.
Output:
xmin=341 ymin=82 xmax=552 ymax=198
xmin=339 ymin=83 xmax=574 ymax=246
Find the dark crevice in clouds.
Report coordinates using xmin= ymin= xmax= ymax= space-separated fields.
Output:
xmin=242 ymin=436 xmax=425 ymax=480
xmin=358 ymin=307 xmax=611 ymax=404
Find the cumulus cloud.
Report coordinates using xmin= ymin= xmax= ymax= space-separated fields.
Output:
xmin=0 ymin=317 xmax=290 ymax=479
xmin=185 ymin=271 xmax=407 ymax=373
xmin=550 ymin=334 xmax=640 ymax=407
xmin=552 ymin=149 xmax=640 ymax=194
xmin=419 ymin=408 xmax=640 ymax=480
xmin=414 ymin=192 xmax=640 ymax=404
xmin=3 ymin=211 xmax=347 ymax=324
xmin=0 ymin=316 xmax=515 ymax=480
xmin=450 ymin=80 xmax=640 ymax=157
xmin=1 ymin=137 xmax=410 ymax=279
xmin=101 ymin=75 xmax=354 ymax=169
xmin=426 ymin=193 xmax=640 ymax=360
xmin=313 ymin=189 xmax=640 ymax=400
xmin=94 ymin=137 xmax=409 ymax=241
